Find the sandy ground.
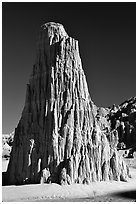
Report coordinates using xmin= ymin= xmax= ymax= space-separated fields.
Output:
xmin=2 ymin=158 xmax=136 ymax=202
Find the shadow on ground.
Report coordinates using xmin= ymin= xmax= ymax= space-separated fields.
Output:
xmin=2 ymin=172 xmax=8 ymax=186
xmin=113 ymin=190 xmax=136 ymax=200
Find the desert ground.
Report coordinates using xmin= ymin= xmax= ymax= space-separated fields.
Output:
xmin=2 ymin=157 xmax=136 ymax=202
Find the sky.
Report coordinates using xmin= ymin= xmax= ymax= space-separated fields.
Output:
xmin=2 ymin=2 xmax=136 ymax=134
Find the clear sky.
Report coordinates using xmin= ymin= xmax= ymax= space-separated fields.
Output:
xmin=2 ymin=2 xmax=136 ymax=133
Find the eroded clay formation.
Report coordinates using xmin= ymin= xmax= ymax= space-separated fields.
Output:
xmin=7 ymin=22 xmax=129 ymax=185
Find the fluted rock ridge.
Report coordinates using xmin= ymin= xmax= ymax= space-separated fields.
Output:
xmin=7 ymin=22 xmax=129 ymax=185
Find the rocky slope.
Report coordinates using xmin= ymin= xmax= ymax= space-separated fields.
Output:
xmin=7 ymin=22 xmax=130 ymax=185
xmin=96 ymin=97 xmax=136 ymax=151
xmin=110 ymin=97 xmax=136 ymax=150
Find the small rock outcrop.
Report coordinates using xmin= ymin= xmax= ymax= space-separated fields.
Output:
xmin=109 ymin=97 xmax=136 ymax=149
xmin=7 ymin=22 xmax=129 ymax=185
xmin=2 ymin=132 xmax=14 ymax=158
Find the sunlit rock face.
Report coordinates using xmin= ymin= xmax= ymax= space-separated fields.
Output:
xmin=7 ymin=22 xmax=129 ymax=185
xmin=2 ymin=132 xmax=14 ymax=158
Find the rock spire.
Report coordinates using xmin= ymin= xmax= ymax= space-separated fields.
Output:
xmin=7 ymin=22 xmax=129 ymax=185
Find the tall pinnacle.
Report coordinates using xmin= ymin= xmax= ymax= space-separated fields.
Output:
xmin=7 ymin=22 xmax=129 ymax=185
